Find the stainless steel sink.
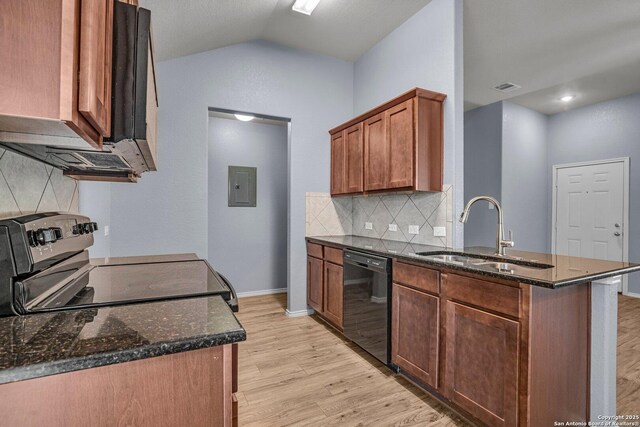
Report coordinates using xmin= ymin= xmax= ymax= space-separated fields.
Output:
xmin=423 ymin=254 xmax=484 ymax=264
xmin=415 ymin=251 xmax=554 ymax=270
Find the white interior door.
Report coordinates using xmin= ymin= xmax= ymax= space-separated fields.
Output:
xmin=555 ymin=160 xmax=626 ymax=291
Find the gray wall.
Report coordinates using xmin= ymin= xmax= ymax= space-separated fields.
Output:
xmin=502 ymin=101 xmax=549 ymax=253
xmin=81 ymin=40 xmax=354 ymax=313
xmin=463 ymin=101 xmax=503 ymax=247
xmin=354 ymin=0 xmax=465 ymax=246
xmin=548 ymin=92 xmax=640 ymax=293
xmin=208 ymin=117 xmax=287 ymax=294
xmin=79 ymin=181 xmax=111 ymax=258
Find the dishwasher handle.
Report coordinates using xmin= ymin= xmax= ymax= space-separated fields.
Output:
xmin=343 ymin=249 xmax=390 ymax=274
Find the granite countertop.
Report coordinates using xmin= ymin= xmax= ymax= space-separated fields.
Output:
xmin=0 ymin=295 xmax=245 ymax=385
xmin=307 ymin=235 xmax=640 ymax=288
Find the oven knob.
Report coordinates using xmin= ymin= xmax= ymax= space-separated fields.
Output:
xmin=33 ymin=227 xmax=62 ymax=246
xmin=73 ymin=224 xmax=82 ymax=235
xmin=27 ymin=230 xmax=38 ymax=247
xmin=82 ymin=222 xmax=97 ymax=234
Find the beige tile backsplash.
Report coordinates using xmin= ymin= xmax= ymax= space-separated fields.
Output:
xmin=305 ymin=185 xmax=454 ymax=247
xmin=0 ymin=148 xmax=79 ymax=220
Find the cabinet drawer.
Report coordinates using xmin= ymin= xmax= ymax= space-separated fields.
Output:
xmin=324 ymin=246 xmax=343 ymax=265
xmin=442 ymin=273 xmax=521 ymax=318
xmin=307 ymin=242 xmax=323 ymax=259
xmin=393 ymin=261 xmax=439 ymax=294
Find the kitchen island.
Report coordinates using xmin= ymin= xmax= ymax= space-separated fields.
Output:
xmin=307 ymin=235 xmax=640 ymax=426
xmin=0 ymin=295 xmax=245 ymax=426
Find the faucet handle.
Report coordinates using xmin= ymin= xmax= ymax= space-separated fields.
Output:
xmin=501 ymin=230 xmax=515 ymax=248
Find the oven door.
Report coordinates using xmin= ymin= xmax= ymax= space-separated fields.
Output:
xmin=342 ymin=250 xmax=391 ymax=366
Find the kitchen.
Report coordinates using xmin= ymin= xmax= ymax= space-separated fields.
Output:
xmin=0 ymin=0 xmax=639 ymax=426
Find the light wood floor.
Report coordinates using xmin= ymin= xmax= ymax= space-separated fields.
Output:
xmin=618 ymin=294 xmax=640 ymax=415
xmin=236 ymin=293 xmax=640 ymax=426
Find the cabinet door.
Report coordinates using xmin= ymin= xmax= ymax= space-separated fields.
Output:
xmin=392 ymin=284 xmax=439 ymax=389
xmin=444 ymin=301 xmax=519 ymax=427
xmin=330 ymin=131 xmax=346 ymax=195
xmin=323 ymin=262 xmax=343 ymax=328
xmin=387 ymin=99 xmax=414 ymax=189
xmin=307 ymin=256 xmax=323 ymax=313
xmin=364 ymin=112 xmax=387 ymax=191
xmin=78 ymin=0 xmax=114 ymax=137
xmin=344 ymin=123 xmax=364 ymax=193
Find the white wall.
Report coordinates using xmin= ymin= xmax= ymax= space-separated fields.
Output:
xmin=82 ymin=40 xmax=354 ymax=313
xmin=354 ymin=0 xmax=465 ymax=246
xmin=208 ymin=117 xmax=288 ymax=294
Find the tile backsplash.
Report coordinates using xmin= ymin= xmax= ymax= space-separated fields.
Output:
xmin=0 ymin=148 xmax=79 ymax=219
xmin=305 ymin=185 xmax=454 ymax=247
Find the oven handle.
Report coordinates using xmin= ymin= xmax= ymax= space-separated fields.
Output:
xmin=216 ymin=272 xmax=239 ymax=313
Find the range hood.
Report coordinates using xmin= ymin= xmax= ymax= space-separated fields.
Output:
xmin=0 ymin=2 xmax=157 ymax=183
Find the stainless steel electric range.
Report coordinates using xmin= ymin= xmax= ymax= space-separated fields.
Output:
xmin=0 ymin=212 xmax=237 ymax=317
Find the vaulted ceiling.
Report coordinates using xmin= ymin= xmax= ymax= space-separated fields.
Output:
xmin=140 ymin=0 xmax=432 ymax=62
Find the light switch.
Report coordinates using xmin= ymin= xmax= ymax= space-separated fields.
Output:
xmin=488 ymin=203 xmax=494 ymax=210
xmin=433 ymin=226 xmax=446 ymax=237
xmin=408 ymin=225 xmax=420 ymax=235
xmin=104 ymin=225 xmax=110 ymax=236
xmin=365 ymin=222 xmax=373 ymax=230
xmin=388 ymin=224 xmax=398 ymax=232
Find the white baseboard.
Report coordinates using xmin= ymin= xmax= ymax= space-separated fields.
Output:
xmin=623 ymin=291 xmax=640 ymax=299
xmin=285 ymin=308 xmax=314 ymax=317
xmin=236 ymin=288 xmax=287 ymax=298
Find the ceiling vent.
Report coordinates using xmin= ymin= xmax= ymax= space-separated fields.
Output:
xmin=493 ymin=82 xmax=522 ymax=93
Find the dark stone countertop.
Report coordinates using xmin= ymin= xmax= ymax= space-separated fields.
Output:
xmin=307 ymin=235 xmax=640 ymax=288
xmin=0 ymin=295 xmax=245 ymax=385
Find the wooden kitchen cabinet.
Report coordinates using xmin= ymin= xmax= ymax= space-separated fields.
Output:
xmin=386 ymin=100 xmax=414 ymax=189
xmin=330 ymin=131 xmax=346 ymax=195
xmin=78 ymin=0 xmax=114 ymax=137
xmin=391 ymin=283 xmax=439 ymax=389
xmin=307 ymin=255 xmax=324 ymax=314
xmin=0 ymin=0 xmax=111 ymax=148
xmin=344 ymin=123 xmax=364 ymax=193
xmin=443 ymin=301 xmax=519 ymax=427
xmin=330 ymin=88 xmax=446 ymax=195
xmin=323 ymin=261 xmax=344 ymax=328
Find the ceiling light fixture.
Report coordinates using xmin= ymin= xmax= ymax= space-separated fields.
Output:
xmin=292 ymin=0 xmax=321 ymax=15
xmin=559 ymin=95 xmax=575 ymax=102
xmin=234 ymin=114 xmax=255 ymax=122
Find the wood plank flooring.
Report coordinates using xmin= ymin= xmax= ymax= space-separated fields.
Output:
xmin=236 ymin=293 xmax=640 ymax=426
xmin=618 ymin=294 xmax=640 ymax=415
xmin=235 ymin=293 xmax=469 ymax=426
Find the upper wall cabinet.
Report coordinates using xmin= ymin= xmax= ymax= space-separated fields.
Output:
xmin=0 ymin=0 xmax=157 ymax=183
xmin=329 ymin=88 xmax=446 ymax=196
xmin=0 ymin=0 xmax=107 ymax=148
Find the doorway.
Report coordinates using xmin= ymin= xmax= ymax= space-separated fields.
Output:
xmin=207 ymin=108 xmax=290 ymax=298
xmin=552 ymin=158 xmax=630 ymax=294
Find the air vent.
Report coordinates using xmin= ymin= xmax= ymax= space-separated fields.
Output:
xmin=75 ymin=152 xmax=131 ymax=170
xmin=493 ymin=82 xmax=522 ymax=93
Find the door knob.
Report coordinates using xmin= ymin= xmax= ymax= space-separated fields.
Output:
xmin=615 ymin=223 xmax=621 ymax=228
xmin=614 ymin=231 xmax=621 ymax=236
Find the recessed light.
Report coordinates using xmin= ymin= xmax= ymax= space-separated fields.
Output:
xmin=559 ymin=95 xmax=575 ymax=102
xmin=234 ymin=114 xmax=255 ymax=122
xmin=292 ymin=0 xmax=321 ymax=15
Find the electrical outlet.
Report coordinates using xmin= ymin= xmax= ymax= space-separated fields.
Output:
xmin=365 ymin=222 xmax=373 ymax=230
xmin=408 ymin=225 xmax=420 ymax=235
xmin=388 ymin=224 xmax=398 ymax=232
xmin=104 ymin=225 xmax=110 ymax=236
xmin=433 ymin=226 xmax=446 ymax=237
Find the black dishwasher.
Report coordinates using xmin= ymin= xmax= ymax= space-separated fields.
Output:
xmin=343 ymin=249 xmax=392 ymax=367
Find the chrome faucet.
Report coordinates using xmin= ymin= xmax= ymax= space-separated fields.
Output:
xmin=459 ymin=196 xmax=514 ymax=256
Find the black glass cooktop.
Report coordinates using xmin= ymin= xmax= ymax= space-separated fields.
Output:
xmin=18 ymin=259 xmax=230 ymax=313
